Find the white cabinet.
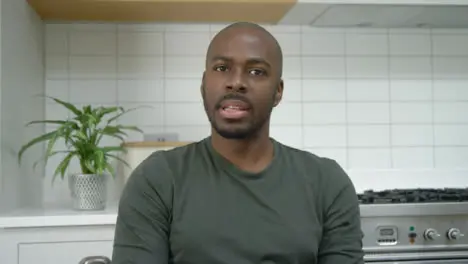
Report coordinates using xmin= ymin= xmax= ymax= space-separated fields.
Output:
xmin=19 ymin=241 xmax=113 ymax=264
xmin=0 ymin=224 xmax=115 ymax=264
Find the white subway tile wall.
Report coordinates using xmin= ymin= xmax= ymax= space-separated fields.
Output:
xmin=43 ymin=22 xmax=468 ymax=200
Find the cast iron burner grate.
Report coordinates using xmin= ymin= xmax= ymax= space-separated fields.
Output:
xmin=357 ymin=188 xmax=468 ymax=204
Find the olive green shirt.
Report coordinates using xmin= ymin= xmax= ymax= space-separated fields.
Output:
xmin=112 ymin=137 xmax=364 ymax=264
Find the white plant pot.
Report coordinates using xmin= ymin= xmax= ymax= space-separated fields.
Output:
xmin=68 ymin=173 xmax=108 ymax=211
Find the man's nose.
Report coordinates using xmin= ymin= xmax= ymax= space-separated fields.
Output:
xmin=225 ymin=69 xmax=247 ymax=93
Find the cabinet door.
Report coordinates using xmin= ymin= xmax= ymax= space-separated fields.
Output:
xmin=18 ymin=240 xmax=113 ymax=264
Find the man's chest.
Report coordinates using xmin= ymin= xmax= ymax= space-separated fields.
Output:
xmin=167 ymin=174 xmax=323 ymax=264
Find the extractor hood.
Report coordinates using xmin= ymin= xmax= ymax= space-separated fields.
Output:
xmin=27 ymin=0 xmax=468 ymax=28
xmin=281 ymin=1 xmax=468 ymax=28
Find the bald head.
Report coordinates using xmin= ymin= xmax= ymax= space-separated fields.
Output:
xmin=201 ymin=22 xmax=285 ymax=140
xmin=206 ymin=22 xmax=283 ymax=78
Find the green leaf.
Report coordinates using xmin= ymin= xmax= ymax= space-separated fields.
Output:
xmin=44 ymin=132 xmax=59 ymax=166
xmin=105 ymin=163 xmax=115 ymax=177
xmin=33 ymin=150 xmax=70 ymax=171
xmin=120 ymin=125 xmax=144 ymax=133
xmin=102 ymin=125 xmax=129 ymax=135
xmin=84 ymin=160 xmax=96 ymax=174
xmin=76 ymin=131 xmax=87 ymax=141
xmin=107 ymin=107 xmax=138 ymax=124
xmin=26 ymin=120 xmax=68 ymax=126
xmin=98 ymin=106 xmax=122 ymax=120
xmin=100 ymin=146 xmax=127 ymax=154
xmin=18 ymin=130 xmax=57 ymax=164
xmin=47 ymin=96 xmax=82 ymax=116
xmin=96 ymin=126 xmax=128 ymax=142
xmin=101 ymin=132 xmax=126 ymax=142
xmin=95 ymin=150 xmax=105 ymax=174
xmin=106 ymin=153 xmax=130 ymax=168
xmin=52 ymin=151 xmax=75 ymax=184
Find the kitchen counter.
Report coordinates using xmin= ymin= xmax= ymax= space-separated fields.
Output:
xmin=0 ymin=205 xmax=118 ymax=229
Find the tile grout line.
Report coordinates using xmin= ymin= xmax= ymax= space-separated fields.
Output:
xmin=115 ymin=25 xmax=120 ymax=121
xmin=162 ymin=24 xmax=167 ymax=134
xmin=343 ymin=29 xmax=350 ymax=170
xmin=299 ymin=27 xmax=305 ymax=151
xmin=387 ymin=28 xmax=393 ymax=169
xmin=429 ymin=29 xmax=437 ymax=168
xmin=66 ymin=24 xmax=71 ymax=120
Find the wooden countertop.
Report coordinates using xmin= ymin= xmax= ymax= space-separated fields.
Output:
xmin=121 ymin=141 xmax=193 ymax=148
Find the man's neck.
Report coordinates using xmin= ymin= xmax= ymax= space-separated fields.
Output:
xmin=210 ymin=131 xmax=274 ymax=173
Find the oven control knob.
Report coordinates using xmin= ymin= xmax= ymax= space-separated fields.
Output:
xmin=447 ymin=228 xmax=465 ymax=240
xmin=424 ymin=228 xmax=440 ymax=240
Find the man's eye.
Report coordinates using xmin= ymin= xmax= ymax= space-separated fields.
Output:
xmin=214 ymin=65 xmax=228 ymax=72
xmin=249 ymin=69 xmax=265 ymax=76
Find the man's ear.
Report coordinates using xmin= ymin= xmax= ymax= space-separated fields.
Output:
xmin=273 ymin=79 xmax=284 ymax=107
xmin=200 ymin=72 xmax=206 ymax=95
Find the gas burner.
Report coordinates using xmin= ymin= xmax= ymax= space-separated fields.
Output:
xmin=357 ymin=188 xmax=468 ymax=204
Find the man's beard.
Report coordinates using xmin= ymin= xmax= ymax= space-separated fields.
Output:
xmin=201 ymin=85 xmax=274 ymax=140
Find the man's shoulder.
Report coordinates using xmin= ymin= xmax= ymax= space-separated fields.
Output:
xmin=277 ymin=142 xmax=358 ymax=214
xmin=276 ymin=141 xmax=351 ymax=187
xmin=140 ymin=138 xmax=206 ymax=167
xmin=121 ymin=139 xmax=206 ymax=203
xmin=278 ymin=142 xmax=341 ymax=172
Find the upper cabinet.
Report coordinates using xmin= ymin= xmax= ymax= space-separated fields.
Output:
xmin=27 ymin=0 xmax=468 ymax=28
xmin=25 ymin=0 xmax=297 ymax=24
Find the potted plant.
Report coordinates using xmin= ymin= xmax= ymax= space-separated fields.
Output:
xmin=18 ymin=96 xmax=143 ymax=211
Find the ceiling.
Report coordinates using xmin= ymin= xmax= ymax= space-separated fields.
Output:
xmin=281 ymin=3 xmax=468 ymax=28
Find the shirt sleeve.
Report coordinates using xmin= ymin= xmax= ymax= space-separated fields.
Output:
xmin=111 ymin=152 xmax=174 ymax=264
xmin=317 ymin=160 xmax=365 ymax=264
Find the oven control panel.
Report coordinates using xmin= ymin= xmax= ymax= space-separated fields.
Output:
xmin=361 ymin=215 xmax=468 ymax=248
xmin=422 ymin=227 xmax=465 ymax=241
xmin=376 ymin=226 xmax=398 ymax=245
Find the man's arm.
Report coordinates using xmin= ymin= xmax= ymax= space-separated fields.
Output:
xmin=112 ymin=152 xmax=174 ymax=264
xmin=317 ymin=160 xmax=364 ymax=264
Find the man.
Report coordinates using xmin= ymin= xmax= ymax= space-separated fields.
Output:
xmin=112 ymin=22 xmax=364 ymax=264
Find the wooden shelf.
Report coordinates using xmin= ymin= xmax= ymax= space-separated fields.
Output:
xmin=27 ymin=0 xmax=297 ymax=23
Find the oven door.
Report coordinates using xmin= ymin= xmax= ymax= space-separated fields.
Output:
xmin=364 ymin=249 xmax=468 ymax=264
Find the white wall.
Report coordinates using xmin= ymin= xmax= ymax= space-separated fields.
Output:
xmin=0 ymin=0 xmax=44 ymax=212
xmin=43 ymin=22 xmax=468 ymax=206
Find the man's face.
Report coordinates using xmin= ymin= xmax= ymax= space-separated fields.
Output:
xmin=202 ymin=27 xmax=283 ymax=139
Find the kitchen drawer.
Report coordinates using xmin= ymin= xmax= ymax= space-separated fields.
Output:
xmin=18 ymin=240 xmax=113 ymax=264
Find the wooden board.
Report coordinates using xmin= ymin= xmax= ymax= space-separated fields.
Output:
xmin=27 ymin=0 xmax=297 ymax=23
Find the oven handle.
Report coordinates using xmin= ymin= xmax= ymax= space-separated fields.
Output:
xmin=367 ymin=260 xmax=468 ymax=264
xmin=365 ymin=250 xmax=468 ymax=262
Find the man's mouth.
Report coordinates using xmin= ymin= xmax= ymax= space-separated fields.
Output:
xmin=219 ymin=99 xmax=250 ymax=110
xmin=222 ymin=105 xmax=248 ymax=111
xmin=218 ymin=100 xmax=250 ymax=120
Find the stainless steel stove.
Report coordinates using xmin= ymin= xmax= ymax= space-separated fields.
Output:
xmin=358 ymin=188 xmax=468 ymax=263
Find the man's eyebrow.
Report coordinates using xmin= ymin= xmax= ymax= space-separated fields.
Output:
xmin=210 ymin=55 xmax=231 ymax=63
xmin=210 ymin=56 xmax=271 ymax=68
xmin=247 ymin=58 xmax=271 ymax=68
